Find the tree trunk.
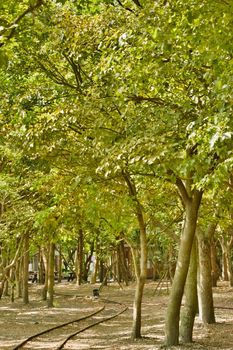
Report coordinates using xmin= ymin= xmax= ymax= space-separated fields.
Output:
xmin=38 ymin=248 xmax=45 ymax=284
xmin=10 ymin=268 xmax=15 ymax=302
xmin=83 ymin=242 xmax=94 ymax=282
xmin=165 ymin=184 xmax=202 ymax=346
xmin=90 ymin=254 xmax=99 ymax=284
xmin=131 ymin=276 xmax=145 ymax=338
xmin=0 ymin=238 xmax=24 ymax=299
xmin=3 ymin=268 xmax=10 ymax=296
xmin=197 ymin=224 xmax=216 ymax=324
xmin=76 ymin=229 xmax=84 ymax=285
xmin=57 ymin=246 xmax=62 ymax=283
xmin=220 ymin=236 xmax=233 ymax=285
xmin=221 ymin=242 xmax=229 ymax=281
xmin=226 ymin=244 xmax=233 ymax=286
xmin=41 ymin=248 xmax=48 ymax=300
xmin=210 ymin=239 xmax=219 ymax=287
xmin=117 ymin=240 xmax=130 ymax=285
xmin=123 ymin=171 xmax=147 ymax=340
xmin=180 ymin=238 xmax=198 ymax=343
xmin=15 ymin=256 xmax=23 ymax=298
xmin=47 ymin=242 xmax=55 ymax=308
xmin=22 ymin=232 xmax=30 ymax=304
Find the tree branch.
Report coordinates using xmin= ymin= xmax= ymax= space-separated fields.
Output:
xmin=175 ymin=177 xmax=191 ymax=206
xmin=0 ymin=0 xmax=44 ymax=47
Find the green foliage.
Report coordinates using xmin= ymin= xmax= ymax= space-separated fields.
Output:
xmin=0 ymin=0 xmax=233 ymax=278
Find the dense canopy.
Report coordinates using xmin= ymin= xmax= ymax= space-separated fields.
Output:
xmin=0 ymin=0 xmax=233 ymax=346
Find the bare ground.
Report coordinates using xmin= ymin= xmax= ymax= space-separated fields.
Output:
xmin=0 ymin=280 xmax=233 ymax=349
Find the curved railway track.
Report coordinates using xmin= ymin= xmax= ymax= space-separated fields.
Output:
xmin=12 ymin=302 xmax=128 ymax=350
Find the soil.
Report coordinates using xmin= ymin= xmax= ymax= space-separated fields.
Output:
xmin=0 ymin=280 xmax=233 ymax=349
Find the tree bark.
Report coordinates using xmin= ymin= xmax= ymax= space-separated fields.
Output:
xmin=197 ymin=224 xmax=216 ymax=324
xmin=83 ymin=242 xmax=94 ymax=282
xmin=22 ymin=232 xmax=30 ymax=304
xmin=117 ymin=240 xmax=130 ymax=285
xmin=38 ymin=248 xmax=43 ymax=284
xmin=122 ymin=171 xmax=147 ymax=339
xmin=57 ymin=246 xmax=62 ymax=283
xmin=165 ymin=182 xmax=202 ymax=346
xmin=15 ymin=256 xmax=23 ymax=298
xmin=90 ymin=255 xmax=99 ymax=284
xmin=41 ymin=247 xmax=48 ymax=300
xmin=210 ymin=239 xmax=219 ymax=287
xmin=180 ymin=238 xmax=198 ymax=343
xmin=76 ymin=229 xmax=84 ymax=285
xmin=220 ymin=236 xmax=233 ymax=285
xmin=47 ymin=242 xmax=55 ymax=308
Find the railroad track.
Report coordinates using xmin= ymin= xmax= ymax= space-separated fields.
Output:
xmin=12 ymin=303 xmax=128 ymax=350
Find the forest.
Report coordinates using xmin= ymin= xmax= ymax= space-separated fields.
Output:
xmin=0 ymin=0 xmax=233 ymax=348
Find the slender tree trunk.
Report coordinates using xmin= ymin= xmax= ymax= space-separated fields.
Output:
xmin=90 ymin=254 xmax=99 ymax=284
xmin=38 ymin=248 xmax=45 ymax=284
xmin=197 ymin=224 xmax=216 ymax=324
xmin=130 ymin=202 xmax=147 ymax=340
xmin=168 ymin=246 xmax=176 ymax=281
xmin=116 ymin=245 xmax=122 ymax=282
xmin=57 ymin=246 xmax=62 ymax=283
xmin=76 ymin=229 xmax=84 ymax=285
xmin=180 ymin=238 xmax=198 ymax=343
xmin=41 ymin=248 xmax=48 ymax=300
xmin=47 ymin=242 xmax=55 ymax=308
xmin=99 ymin=260 xmax=107 ymax=285
xmin=10 ymin=268 xmax=15 ymax=302
xmin=221 ymin=241 xmax=229 ymax=281
xmin=117 ymin=240 xmax=129 ymax=285
xmin=3 ymin=267 xmax=10 ymax=296
xmin=15 ymin=256 xmax=23 ymax=298
xmin=0 ymin=238 xmax=24 ymax=299
xmin=0 ymin=278 xmax=6 ymax=299
xmin=22 ymin=232 xmax=30 ymax=304
xmin=123 ymin=171 xmax=147 ymax=340
xmin=83 ymin=242 xmax=94 ymax=282
xmin=165 ymin=184 xmax=202 ymax=346
xmin=226 ymin=244 xmax=233 ymax=286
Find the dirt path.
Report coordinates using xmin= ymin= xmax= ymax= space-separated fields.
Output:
xmin=0 ymin=281 xmax=233 ymax=349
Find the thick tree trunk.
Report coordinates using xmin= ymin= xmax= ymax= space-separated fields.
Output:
xmin=165 ymin=185 xmax=202 ymax=346
xmin=197 ymin=224 xmax=216 ymax=324
xmin=22 ymin=232 xmax=30 ymax=304
xmin=180 ymin=238 xmax=198 ymax=343
xmin=210 ymin=239 xmax=219 ymax=287
xmin=47 ymin=242 xmax=55 ymax=308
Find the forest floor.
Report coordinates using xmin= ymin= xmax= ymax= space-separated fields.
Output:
xmin=0 ymin=280 xmax=233 ymax=349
